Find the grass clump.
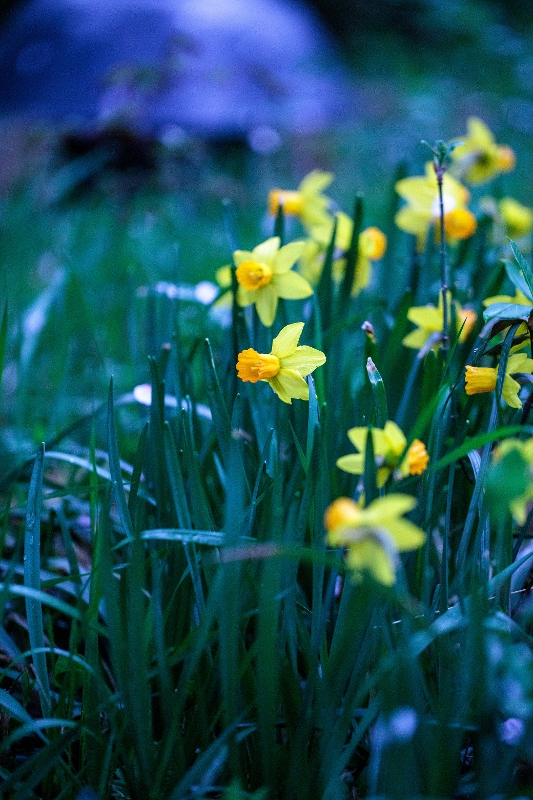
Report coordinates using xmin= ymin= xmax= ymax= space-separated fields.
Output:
xmin=3 ymin=118 xmax=533 ymax=799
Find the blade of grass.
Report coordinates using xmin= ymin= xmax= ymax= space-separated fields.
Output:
xmin=23 ymin=442 xmax=51 ymax=719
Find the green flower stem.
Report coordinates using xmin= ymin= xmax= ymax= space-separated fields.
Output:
xmin=436 ymin=165 xmax=450 ymax=357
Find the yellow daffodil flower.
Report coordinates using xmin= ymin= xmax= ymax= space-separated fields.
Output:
xmin=395 ymin=163 xmax=474 ymax=250
xmin=336 ymin=420 xmax=429 ymax=487
xmin=233 ymin=237 xmax=313 ymax=327
xmin=236 ymin=322 xmax=326 ymax=404
xmin=299 ymin=211 xmax=387 ymax=295
xmin=450 ymin=117 xmax=515 ymax=185
xmin=499 ymin=198 xmax=533 ymax=239
xmin=492 ymin=438 xmax=533 ymax=524
xmin=403 ymin=293 xmax=477 ymax=350
xmin=465 ymin=352 xmax=533 ymax=408
xmin=268 ymin=170 xmax=333 ymax=231
xmin=324 ymin=494 xmax=426 ymax=586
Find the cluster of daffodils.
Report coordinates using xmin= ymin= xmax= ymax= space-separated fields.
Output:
xmin=224 ymin=119 xmax=533 ymax=589
xmin=395 ymin=117 xmax=532 ymax=253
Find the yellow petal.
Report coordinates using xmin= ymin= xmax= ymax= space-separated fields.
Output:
xmin=271 ymin=322 xmax=304 ymax=358
xmin=274 ymin=369 xmax=310 ymax=402
xmin=255 ymin=285 xmax=278 ymax=327
xmin=345 ymin=539 xmax=396 ymax=586
xmin=402 ymin=329 xmax=433 ymax=349
xmin=407 ymin=305 xmax=442 ymax=330
xmin=299 ymin=170 xmax=333 ymax=195
xmin=336 ymin=453 xmax=364 ymax=474
xmin=233 ymin=249 xmax=255 ymax=267
xmin=362 ymin=494 xmax=417 ymax=525
xmin=387 ymin=518 xmax=426 ymax=551
xmin=274 ymin=270 xmax=314 ymax=300
xmin=273 ymin=240 xmax=306 ymax=273
xmin=383 ymin=421 xmax=407 ymax=457
xmin=252 ymin=237 xmax=280 ymax=264
xmin=281 ymin=345 xmax=326 ymax=376
xmin=502 ymin=374 xmax=523 ymax=409
xmin=236 ymin=285 xmax=255 ymax=307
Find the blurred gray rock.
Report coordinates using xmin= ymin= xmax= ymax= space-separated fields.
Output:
xmin=0 ymin=0 xmax=351 ymax=139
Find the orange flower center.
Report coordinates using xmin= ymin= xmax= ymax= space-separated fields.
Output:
xmin=324 ymin=497 xmax=362 ymax=532
xmin=236 ymin=260 xmax=273 ymax=291
xmin=407 ymin=439 xmax=429 ymax=475
xmin=496 ymin=145 xmax=516 ymax=174
xmin=444 ymin=208 xmax=477 ymax=240
xmin=359 ymin=226 xmax=387 ymax=260
xmin=268 ymin=189 xmax=303 ymax=217
xmin=236 ymin=349 xmax=280 ymax=383
xmin=464 ymin=365 xmax=497 ymax=396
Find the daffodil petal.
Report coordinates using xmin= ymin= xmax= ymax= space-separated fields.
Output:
xmin=300 ymin=170 xmax=333 ymax=194
xmin=252 ymin=237 xmax=280 ymax=264
xmin=502 ymin=374 xmax=523 ymax=408
xmin=281 ymin=346 xmax=326 ymax=376
xmin=336 ymin=454 xmax=364 ymax=474
xmin=395 ymin=207 xmax=431 ymax=237
xmin=233 ymin=250 xmax=255 ymax=267
xmin=273 ymin=240 xmax=306 ymax=273
xmin=345 ymin=540 xmax=396 ymax=586
xmin=271 ymin=322 xmax=304 ymax=358
xmin=274 ymin=270 xmax=314 ymax=300
xmin=386 ymin=518 xmax=426 ymax=551
xmin=268 ymin=375 xmax=293 ymax=404
xmin=255 ymin=285 xmax=278 ymax=327
xmin=352 ymin=256 xmax=371 ymax=296
xmin=402 ymin=329 xmax=432 ymax=349
xmin=346 ymin=427 xmax=368 ymax=453
xmin=407 ymin=306 xmax=442 ymax=330
xmin=383 ymin=421 xmax=407 ymax=456
xmin=362 ymin=494 xmax=417 ymax=525
xmin=275 ymin=369 xmax=310 ymax=401
xmin=237 ymin=286 xmax=255 ymax=307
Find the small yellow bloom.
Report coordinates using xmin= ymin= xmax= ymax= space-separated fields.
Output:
xmin=451 ymin=117 xmax=515 ymax=185
xmin=236 ymin=322 xmax=326 ymax=404
xmin=464 ymin=352 xmax=533 ymax=408
xmin=499 ymin=198 xmax=533 ymax=239
xmin=403 ymin=293 xmax=477 ymax=350
xmin=395 ymin=163 xmax=473 ymax=250
xmin=336 ymin=420 xmax=429 ymax=487
xmin=360 ymin=226 xmax=387 ymax=260
xmin=325 ymin=494 xmax=426 ymax=586
xmin=233 ymin=237 xmax=313 ymax=327
xmin=443 ymin=208 xmax=477 ymax=240
xmin=268 ymin=170 xmax=333 ymax=231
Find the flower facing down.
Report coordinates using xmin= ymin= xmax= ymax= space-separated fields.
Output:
xmin=325 ymin=495 xmax=426 ymax=586
xmin=236 ymin=322 xmax=326 ymax=404
xmin=451 ymin=117 xmax=515 ymax=185
xmin=268 ymin=170 xmax=333 ymax=231
xmin=336 ymin=420 xmax=429 ymax=487
xmin=395 ymin=162 xmax=475 ymax=250
xmin=465 ymin=352 xmax=533 ymax=408
xmin=403 ymin=293 xmax=477 ymax=351
xmin=233 ymin=237 xmax=313 ymax=327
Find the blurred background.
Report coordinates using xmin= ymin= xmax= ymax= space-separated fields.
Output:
xmin=0 ymin=0 xmax=533 ymax=448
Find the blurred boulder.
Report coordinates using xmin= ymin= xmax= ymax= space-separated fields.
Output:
xmin=0 ymin=0 xmax=351 ymax=142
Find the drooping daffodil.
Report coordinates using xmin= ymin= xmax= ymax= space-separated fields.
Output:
xmin=324 ymin=494 xmax=426 ymax=586
xmin=450 ymin=117 xmax=515 ymax=185
xmin=403 ymin=293 xmax=477 ymax=351
xmin=395 ymin=162 xmax=476 ymax=250
xmin=268 ymin=170 xmax=333 ymax=232
xmin=236 ymin=322 xmax=326 ymax=404
xmin=336 ymin=420 xmax=429 ymax=487
xmin=233 ymin=237 xmax=313 ymax=327
xmin=465 ymin=352 xmax=533 ymax=408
